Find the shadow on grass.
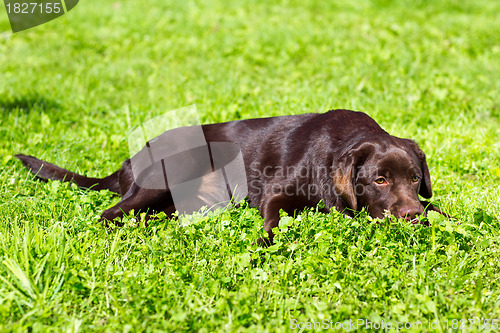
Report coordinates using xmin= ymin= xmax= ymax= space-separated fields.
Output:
xmin=0 ymin=93 xmax=61 ymax=114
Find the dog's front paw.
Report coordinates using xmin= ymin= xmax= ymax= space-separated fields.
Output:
xmin=100 ymin=208 xmax=124 ymax=227
xmin=256 ymin=237 xmax=273 ymax=247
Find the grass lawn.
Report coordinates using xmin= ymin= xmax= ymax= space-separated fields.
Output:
xmin=1 ymin=0 xmax=500 ymax=331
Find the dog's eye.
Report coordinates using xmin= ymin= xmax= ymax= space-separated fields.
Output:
xmin=412 ymin=176 xmax=420 ymax=182
xmin=374 ymin=177 xmax=387 ymax=185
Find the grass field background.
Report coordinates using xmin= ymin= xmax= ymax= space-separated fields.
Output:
xmin=1 ymin=0 xmax=500 ymax=331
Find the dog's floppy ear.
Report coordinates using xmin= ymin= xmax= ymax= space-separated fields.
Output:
xmin=405 ymin=140 xmax=432 ymax=198
xmin=332 ymin=141 xmax=373 ymax=211
xmin=419 ymin=154 xmax=433 ymax=198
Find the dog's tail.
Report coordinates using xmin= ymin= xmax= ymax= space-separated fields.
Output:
xmin=15 ymin=154 xmax=120 ymax=194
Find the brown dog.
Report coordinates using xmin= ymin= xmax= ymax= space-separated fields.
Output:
xmin=17 ymin=109 xmax=446 ymax=244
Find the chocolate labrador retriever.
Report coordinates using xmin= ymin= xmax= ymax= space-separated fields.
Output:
xmin=16 ymin=109 xmax=445 ymax=245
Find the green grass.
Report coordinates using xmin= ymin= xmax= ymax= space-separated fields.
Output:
xmin=1 ymin=0 xmax=500 ymax=331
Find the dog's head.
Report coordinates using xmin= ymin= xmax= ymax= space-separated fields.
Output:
xmin=332 ymin=136 xmax=433 ymax=222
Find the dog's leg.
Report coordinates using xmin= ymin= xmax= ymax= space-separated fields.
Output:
xmin=100 ymin=183 xmax=173 ymax=225
xmin=256 ymin=194 xmax=297 ymax=246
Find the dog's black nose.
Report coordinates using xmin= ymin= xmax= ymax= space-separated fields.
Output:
xmin=398 ymin=206 xmax=423 ymax=221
